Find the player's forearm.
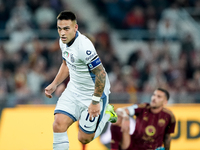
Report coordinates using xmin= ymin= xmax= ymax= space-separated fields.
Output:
xmin=164 ymin=134 xmax=171 ymax=150
xmin=124 ymin=108 xmax=130 ymax=116
xmin=52 ymin=62 xmax=69 ymax=86
xmin=121 ymin=131 xmax=131 ymax=150
xmin=92 ymin=65 xmax=106 ymax=97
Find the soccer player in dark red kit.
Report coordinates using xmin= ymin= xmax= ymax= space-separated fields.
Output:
xmin=111 ymin=88 xmax=176 ymax=150
xmin=110 ymin=111 xmax=136 ymax=150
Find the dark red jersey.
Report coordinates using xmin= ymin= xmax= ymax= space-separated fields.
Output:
xmin=110 ymin=118 xmax=136 ymax=150
xmin=110 ymin=125 xmax=122 ymax=150
xmin=130 ymin=103 xmax=176 ymax=150
xmin=111 ymin=125 xmax=134 ymax=150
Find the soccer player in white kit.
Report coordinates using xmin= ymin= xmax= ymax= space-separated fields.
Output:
xmin=44 ymin=11 xmax=117 ymax=150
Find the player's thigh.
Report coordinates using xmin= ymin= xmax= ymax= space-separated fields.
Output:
xmin=77 ymin=104 xmax=98 ymax=141
xmin=54 ymin=89 xmax=82 ymax=121
xmin=53 ymin=113 xmax=74 ymax=131
xmin=78 ymin=127 xmax=95 ymax=142
xmin=78 ymin=108 xmax=98 ymax=140
xmin=78 ymin=96 xmax=108 ymax=139
xmin=53 ymin=90 xmax=81 ymax=132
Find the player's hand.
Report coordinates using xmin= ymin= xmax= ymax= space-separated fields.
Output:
xmin=121 ymin=116 xmax=130 ymax=133
xmin=88 ymin=101 xmax=100 ymax=120
xmin=45 ymin=84 xmax=57 ymax=98
xmin=116 ymin=108 xmax=127 ymax=117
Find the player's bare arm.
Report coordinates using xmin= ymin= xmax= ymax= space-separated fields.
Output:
xmin=45 ymin=60 xmax=69 ymax=98
xmin=116 ymin=107 xmax=130 ymax=118
xmin=121 ymin=115 xmax=131 ymax=149
xmin=92 ymin=64 xmax=106 ymax=98
xmin=88 ymin=64 xmax=106 ymax=119
xmin=164 ymin=133 xmax=171 ymax=150
xmin=52 ymin=60 xmax=69 ymax=85
xmin=121 ymin=130 xmax=131 ymax=150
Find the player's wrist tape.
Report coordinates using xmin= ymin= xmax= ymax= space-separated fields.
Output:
xmin=127 ymin=104 xmax=138 ymax=116
xmin=117 ymin=108 xmax=128 ymax=117
xmin=92 ymin=95 xmax=101 ymax=102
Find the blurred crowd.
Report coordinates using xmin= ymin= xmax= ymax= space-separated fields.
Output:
xmin=89 ymin=0 xmax=200 ymax=104
xmin=0 ymin=0 xmax=200 ymax=117
xmin=92 ymin=0 xmax=198 ymax=29
xmin=92 ymin=0 xmax=200 ymax=40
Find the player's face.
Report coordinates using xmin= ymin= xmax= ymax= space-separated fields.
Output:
xmin=150 ymin=90 xmax=167 ymax=109
xmin=57 ymin=19 xmax=78 ymax=44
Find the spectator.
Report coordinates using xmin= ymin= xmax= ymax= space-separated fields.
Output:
xmin=123 ymin=6 xmax=145 ymax=29
xmin=0 ymin=2 xmax=9 ymax=29
xmin=180 ymin=33 xmax=195 ymax=55
xmin=34 ymin=0 xmax=56 ymax=29
xmin=157 ymin=17 xmax=177 ymax=40
xmin=27 ymin=57 xmax=46 ymax=94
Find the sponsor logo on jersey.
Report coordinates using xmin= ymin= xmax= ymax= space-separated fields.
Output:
xmin=145 ymin=125 xmax=156 ymax=136
xmin=86 ymin=53 xmax=96 ymax=61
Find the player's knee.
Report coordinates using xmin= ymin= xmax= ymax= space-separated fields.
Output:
xmin=78 ymin=135 xmax=93 ymax=144
xmin=78 ymin=137 xmax=92 ymax=144
xmin=53 ymin=120 xmax=67 ymax=132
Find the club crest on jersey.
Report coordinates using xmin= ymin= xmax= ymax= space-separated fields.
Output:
xmin=70 ymin=54 xmax=75 ymax=63
xmin=86 ymin=50 xmax=92 ymax=55
xmin=64 ymin=51 xmax=69 ymax=58
xmin=158 ymin=119 xmax=166 ymax=127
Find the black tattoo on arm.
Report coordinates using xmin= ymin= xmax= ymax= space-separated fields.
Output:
xmin=92 ymin=100 xmax=100 ymax=105
xmin=91 ymin=64 xmax=106 ymax=97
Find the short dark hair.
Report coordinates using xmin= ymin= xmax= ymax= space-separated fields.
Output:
xmin=157 ymin=88 xmax=170 ymax=100
xmin=57 ymin=10 xmax=76 ymax=21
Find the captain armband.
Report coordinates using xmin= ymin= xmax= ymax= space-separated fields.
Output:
xmin=127 ymin=104 xmax=138 ymax=116
xmin=88 ymin=57 xmax=101 ymax=70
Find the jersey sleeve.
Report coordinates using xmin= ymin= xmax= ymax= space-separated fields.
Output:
xmin=134 ymin=103 xmax=148 ymax=116
xmin=79 ymin=36 xmax=102 ymax=70
xmin=165 ymin=113 xmax=176 ymax=134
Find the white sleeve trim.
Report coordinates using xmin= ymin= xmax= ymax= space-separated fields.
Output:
xmin=127 ymin=104 xmax=138 ymax=116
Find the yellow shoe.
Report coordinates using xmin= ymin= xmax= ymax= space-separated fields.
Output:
xmin=105 ymin=104 xmax=118 ymax=123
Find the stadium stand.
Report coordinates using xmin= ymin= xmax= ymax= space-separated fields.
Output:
xmin=0 ymin=0 xmax=200 ymax=120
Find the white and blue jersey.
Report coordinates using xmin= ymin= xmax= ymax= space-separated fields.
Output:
xmin=59 ymin=31 xmax=110 ymax=105
xmin=55 ymin=31 xmax=110 ymax=132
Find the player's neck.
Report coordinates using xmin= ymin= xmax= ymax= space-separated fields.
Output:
xmin=66 ymin=31 xmax=78 ymax=47
xmin=150 ymin=107 xmax=163 ymax=114
xmin=67 ymin=36 xmax=76 ymax=47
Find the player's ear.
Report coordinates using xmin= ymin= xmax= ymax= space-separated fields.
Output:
xmin=75 ymin=24 xmax=78 ymax=31
xmin=163 ymin=99 xmax=168 ymax=106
